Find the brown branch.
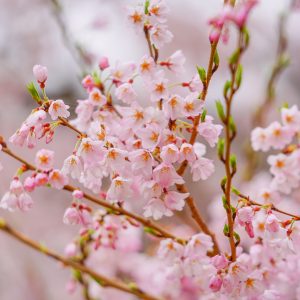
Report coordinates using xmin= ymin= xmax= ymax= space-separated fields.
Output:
xmin=177 ymin=42 xmax=218 ymax=177
xmin=220 ymin=29 xmax=247 ymax=261
xmin=58 ymin=117 xmax=87 ymax=138
xmin=237 ymin=192 xmax=300 ymax=221
xmin=76 ymin=233 xmax=93 ymax=300
xmin=175 ymin=1 xmax=235 ymax=249
xmin=0 ymin=145 xmax=186 ymax=245
xmin=0 ymin=219 xmax=162 ymax=300
xmin=143 ymin=25 xmax=155 ymax=59
xmin=176 ymin=184 xmax=220 ymax=255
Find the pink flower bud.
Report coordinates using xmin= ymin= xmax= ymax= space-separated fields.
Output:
xmin=209 ymin=275 xmax=223 ymax=292
xmin=209 ymin=29 xmax=221 ymax=43
xmin=245 ymin=221 xmax=254 ymax=238
xmin=82 ymin=75 xmax=95 ymax=92
xmin=33 ymin=64 xmax=48 ymax=87
xmin=64 ymin=243 xmax=77 ymax=257
xmin=63 ymin=207 xmax=80 ymax=225
xmin=211 ymin=254 xmax=229 ymax=270
xmin=265 ymin=214 xmax=280 ymax=233
xmin=24 ymin=176 xmax=36 ymax=192
xmin=237 ymin=206 xmax=253 ymax=225
xmin=34 ymin=173 xmax=49 ymax=187
xmin=45 ymin=130 xmax=54 ymax=144
xmin=72 ymin=190 xmax=84 ymax=199
xmin=9 ymin=178 xmax=23 ymax=195
xmin=98 ymin=56 xmax=110 ymax=70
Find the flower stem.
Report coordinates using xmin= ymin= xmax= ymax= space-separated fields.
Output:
xmin=0 ymin=143 xmax=186 ymax=245
xmin=0 ymin=219 xmax=162 ymax=300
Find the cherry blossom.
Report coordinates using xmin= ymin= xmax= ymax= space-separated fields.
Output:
xmin=48 ymin=99 xmax=70 ymax=120
xmin=35 ymin=149 xmax=54 ymax=171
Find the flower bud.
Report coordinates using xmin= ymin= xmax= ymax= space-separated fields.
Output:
xmin=33 ymin=65 xmax=48 ymax=88
xmin=72 ymin=190 xmax=84 ymax=199
xmin=98 ymin=56 xmax=110 ymax=70
xmin=24 ymin=176 xmax=36 ymax=192
xmin=265 ymin=214 xmax=280 ymax=233
xmin=209 ymin=275 xmax=223 ymax=292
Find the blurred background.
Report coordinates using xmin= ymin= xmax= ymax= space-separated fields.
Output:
xmin=0 ymin=0 xmax=299 ymax=299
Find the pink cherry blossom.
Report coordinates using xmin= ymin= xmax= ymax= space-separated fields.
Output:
xmin=127 ymin=6 xmax=144 ymax=29
xmin=148 ymin=0 xmax=170 ymax=23
xmin=160 ymin=144 xmax=180 ymax=164
xmin=0 ymin=192 xmax=18 ymax=211
xmin=25 ymin=110 xmax=47 ymax=127
xmin=106 ymin=177 xmax=132 ymax=204
xmin=157 ymin=239 xmax=184 ymax=263
xmin=162 ymin=94 xmax=184 ymax=120
xmin=197 ymin=116 xmax=223 ymax=147
xmin=77 ymin=138 xmax=106 ymax=164
xmin=148 ymin=71 xmax=169 ymax=102
xmin=110 ymin=61 xmax=136 ymax=84
xmin=9 ymin=177 xmax=24 ymax=195
xmin=48 ymin=99 xmax=70 ymax=120
xmin=265 ymin=214 xmax=280 ymax=233
xmin=160 ymin=50 xmax=186 ymax=74
xmin=81 ymin=75 xmax=95 ymax=92
xmin=182 ymin=93 xmax=203 ymax=117
xmin=251 ymin=127 xmax=271 ymax=151
xmin=149 ymin=24 xmax=173 ymax=49
xmin=265 ymin=121 xmax=294 ymax=150
xmin=63 ymin=206 xmax=92 ymax=227
xmin=179 ymin=143 xmax=197 ymax=163
xmin=143 ymin=197 xmax=173 ymax=220
xmin=190 ymin=157 xmax=215 ymax=181
xmin=128 ymin=149 xmax=154 ymax=178
xmin=281 ymin=105 xmax=300 ymax=132
xmin=115 ymin=83 xmax=137 ymax=104
xmin=153 ymin=163 xmax=184 ymax=188
xmin=138 ymin=55 xmax=156 ymax=79
xmin=137 ymin=123 xmax=162 ymax=150
xmin=48 ymin=169 xmax=68 ymax=190
xmin=0 ymin=178 xmax=33 ymax=212
xmin=17 ymin=192 xmax=34 ymax=212
xmin=185 ymin=233 xmax=214 ymax=258
xmin=88 ymin=88 xmax=107 ymax=107
xmin=164 ymin=191 xmax=189 ymax=211
xmin=35 ymin=149 xmax=54 ymax=171
xmin=62 ymin=155 xmax=83 ymax=180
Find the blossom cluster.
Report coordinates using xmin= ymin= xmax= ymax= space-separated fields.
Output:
xmin=1 ymin=0 xmax=300 ymax=300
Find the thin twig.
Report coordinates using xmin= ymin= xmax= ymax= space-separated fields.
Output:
xmin=0 ymin=144 xmax=186 ymax=245
xmin=50 ymin=0 xmax=89 ymax=75
xmin=237 ymin=192 xmax=300 ymax=221
xmin=0 ymin=219 xmax=162 ymax=300
xmin=176 ymin=184 xmax=220 ymax=255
